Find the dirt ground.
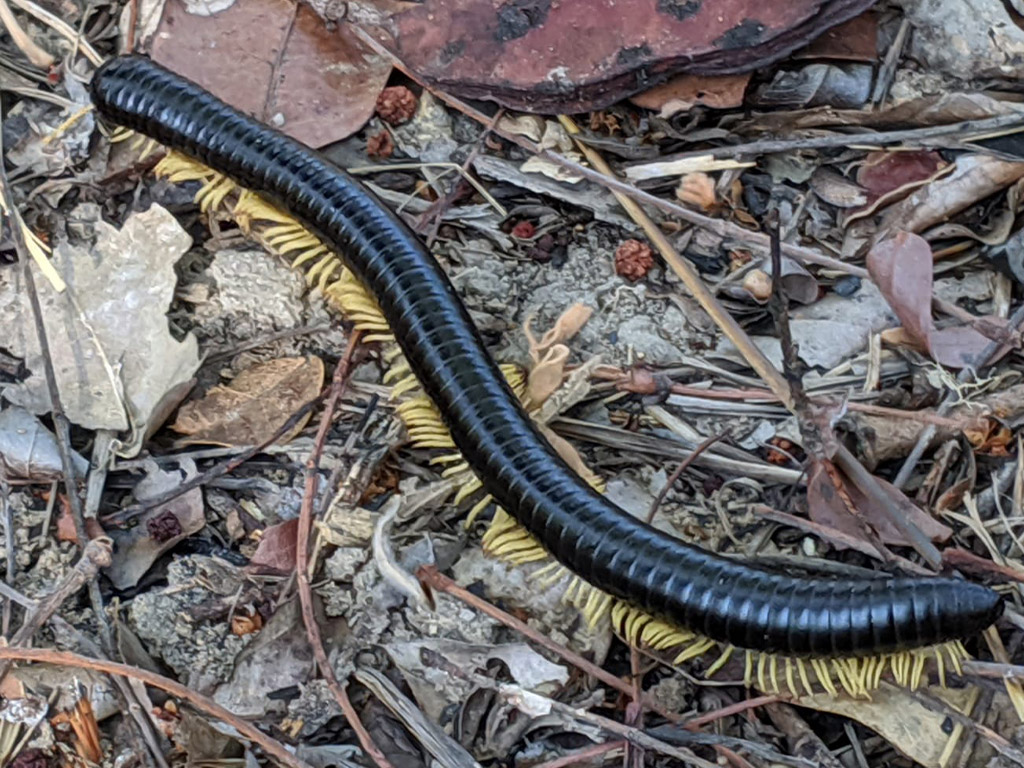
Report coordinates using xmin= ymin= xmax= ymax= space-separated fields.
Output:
xmin=2 ymin=1 xmax=1024 ymax=767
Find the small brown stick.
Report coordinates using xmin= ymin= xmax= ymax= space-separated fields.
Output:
xmin=420 ymin=108 xmax=504 ymax=248
xmin=764 ymin=702 xmax=845 ymax=768
xmin=682 ymin=694 xmax=780 ymax=730
xmin=294 ymin=331 xmax=395 ymax=768
xmin=0 ymin=0 xmax=54 ymax=68
xmin=636 ymin=112 xmax=1024 ymax=165
xmin=104 ymin=389 xmax=328 ymax=525
xmin=0 ymin=537 xmax=112 ymax=683
xmin=0 ymin=133 xmax=115 ymax=655
xmin=647 ymin=433 xmax=725 ymax=523
xmin=0 ymin=646 xmax=310 ymax=768
xmin=417 ymin=565 xmax=690 ymax=724
xmin=533 ymin=740 xmax=626 ymax=768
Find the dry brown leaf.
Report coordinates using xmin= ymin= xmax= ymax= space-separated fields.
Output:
xmin=807 ymin=460 xmax=952 ymax=548
xmin=147 ymin=0 xmax=390 ymax=148
xmin=172 ymin=356 xmax=324 ymax=447
xmin=629 ymin=73 xmax=750 ymax=116
xmin=675 ymin=172 xmax=717 ymax=211
xmin=248 ymin=519 xmax=298 ymax=574
xmin=868 ymin=232 xmax=997 ymax=368
xmin=876 ymin=154 xmax=1024 ymax=241
xmin=791 ymin=685 xmax=980 ymax=768
xmin=523 ymin=303 xmax=593 ymax=364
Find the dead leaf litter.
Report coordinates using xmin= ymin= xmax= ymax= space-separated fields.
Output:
xmin=2 ymin=2 xmax=1024 ymax=768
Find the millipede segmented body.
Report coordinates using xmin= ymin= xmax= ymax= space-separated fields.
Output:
xmin=90 ymin=54 xmax=1003 ymax=658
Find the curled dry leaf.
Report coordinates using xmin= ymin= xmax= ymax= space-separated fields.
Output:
xmin=676 ymin=172 xmax=717 ymax=211
xmin=875 ymin=154 xmax=1024 ymax=242
xmin=867 ymin=232 xmax=999 ymax=368
xmin=806 ymin=459 xmax=952 ymax=549
xmin=171 ymin=356 xmax=325 ymax=447
xmin=523 ymin=303 xmax=594 ymax=365
xmin=0 ymin=406 xmax=89 ymax=482
xmin=843 ymin=150 xmax=949 ymax=225
xmin=105 ymin=459 xmax=206 ymax=590
xmin=630 ymin=72 xmax=751 ymax=117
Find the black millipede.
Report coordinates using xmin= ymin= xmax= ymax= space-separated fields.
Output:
xmin=89 ymin=54 xmax=1003 ymax=673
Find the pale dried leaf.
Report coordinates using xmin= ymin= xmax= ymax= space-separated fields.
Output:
xmin=0 ymin=406 xmax=88 ymax=481
xmin=105 ymin=459 xmax=206 ymax=590
xmin=527 ymin=345 xmax=570 ymax=407
xmin=791 ymin=685 xmax=979 ymax=768
xmin=676 ymin=172 xmax=717 ymax=211
xmin=0 ymin=205 xmax=198 ymax=457
xmin=171 ymin=356 xmax=324 ymax=447
xmin=524 ymin=303 xmax=593 ymax=363
xmin=876 ymin=154 xmax=1024 ymax=241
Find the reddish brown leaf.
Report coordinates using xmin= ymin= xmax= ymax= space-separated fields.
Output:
xmin=147 ymin=0 xmax=391 ymax=148
xmin=807 ymin=460 xmax=952 ymax=549
xmin=249 ymin=518 xmax=298 ymax=573
xmin=367 ymin=0 xmax=877 ymax=112
xmin=942 ymin=548 xmax=1024 ymax=584
xmin=630 ymin=73 xmax=750 ymax=115
xmin=867 ymin=232 xmax=1003 ymax=368
xmin=866 ymin=232 xmax=934 ymax=352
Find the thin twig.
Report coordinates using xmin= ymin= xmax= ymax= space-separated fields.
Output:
xmin=0 ymin=116 xmax=115 ymax=655
xmin=103 ymin=390 xmax=327 ymax=525
xmin=0 ymin=472 xmax=11 ymax=636
xmin=0 ymin=647 xmax=310 ymax=768
xmin=634 ymin=111 xmax=1024 ymax=166
xmin=294 ymin=332 xmax=394 ymax=768
xmin=532 ymin=740 xmax=625 ymax=768
xmin=0 ymin=538 xmax=112 ymax=682
xmin=0 ymin=0 xmax=53 ymax=68
xmin=647 ymin=433 xmax=725 ymax=523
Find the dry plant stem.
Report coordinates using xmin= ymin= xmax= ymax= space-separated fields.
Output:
xmin=649 ymin=111 xmax=1024 ymax=164
xmin=0 ymin=537 xmax=112 ymax=682
xmin=106 ymin=390 xmax=327 ymax=524
xmin=417 ymin=565 xmax=690 ymax=724
xmin=0 ymin=0 xmax=53 ymax=68
xmin=0 ymin=472 xmax=11 ymax=636
xmin=647 ymin=433 xmax=725 ymax=523
xmin=7 ymin=0 xmax=102 ymax=66
xmin=558 ymin=114 xmax=796 ymax=412
xmin=533 ymin=740 xmax=625 ymax=768
xmin=0 ymin=134 xmax=115 ymax=656
xmin=295 ymin=331 xmax=395 ymax=768
xmin=0 ymin=647 xmax=310 ymax=768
